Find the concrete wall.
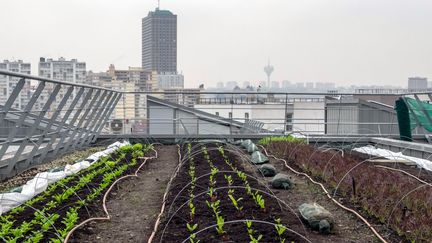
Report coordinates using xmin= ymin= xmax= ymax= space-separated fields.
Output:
xmin=149 ymin=101 xmax=236 ymax=135
xmin=293 ymin=102 xmax=325 ymax=134
xmin=198 ymin=120 xmax=231 ymax=135
xmin=326 ymin=103 xmax=360 ymax=135
xmin=195 ymin=103 xmax=290 ymax=132
xmin=194 ymin=104 xmax=252 ymax=122
xmin=249 ymin=104 xmax=288 ymax=132
xmin=195 ymin=102 xmax=326 ymax=134
xmin=148 ymin=102 xmax=174 ymax=134
xmin=358 ymin=103 xmax=398 ymax=135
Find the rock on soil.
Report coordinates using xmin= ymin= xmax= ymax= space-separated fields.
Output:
xmin=299 ymin=202 xmax=335 ymax=234
xmin=258 ymin=164 xmax=277 ymax=177
xmin=271 ymin=173 xmax=292 ymax=189
xmin=251 ymin=151 xmax=269 ymax=164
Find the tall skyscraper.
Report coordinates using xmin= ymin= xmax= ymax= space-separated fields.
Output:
xmin=142 ymin=8 xmax=177 ymax=73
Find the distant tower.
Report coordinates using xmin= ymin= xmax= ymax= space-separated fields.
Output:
xmin=264 ymin=60 xmax=274 ymax=89
xmin=142 ymin=5 xmax=177 ymax=73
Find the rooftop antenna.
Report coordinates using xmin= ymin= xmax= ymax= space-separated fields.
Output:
xmin=264 ymin=59 xmax=274 ymax=89
xmin=157 ymin=0 xmax=160 ymax=9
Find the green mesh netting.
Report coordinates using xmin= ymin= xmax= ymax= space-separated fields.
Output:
xmin=404 ymin=97 xmax=432 ymax=132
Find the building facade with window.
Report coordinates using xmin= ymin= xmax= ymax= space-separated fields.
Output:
xmin=142 ymin=8 xmax=177 ymax=73
xmin=0 ymin=60 xmax=31 ymax=109
xmin=38 ymin=57 xmax=86 ymax=117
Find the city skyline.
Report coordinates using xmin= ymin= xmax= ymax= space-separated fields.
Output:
xmin=1 ymin=0 xmax=432 ymax=88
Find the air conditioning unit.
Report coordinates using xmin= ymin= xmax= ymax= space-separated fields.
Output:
xmin=111 ymin=119 xmax=123 ymax=134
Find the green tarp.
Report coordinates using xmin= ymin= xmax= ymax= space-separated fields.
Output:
xmin=404 ymin=97 xmax=432 ymax=132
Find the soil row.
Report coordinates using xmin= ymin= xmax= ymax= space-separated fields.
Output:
xmin=155 ymin=143 xmax=310 ymax=243
xmin=265 ymin=141 xmax=432 ymax=242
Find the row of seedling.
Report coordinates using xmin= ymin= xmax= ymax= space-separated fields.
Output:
xmin=264 ymin=139 xmax=432 ymax=242
xmin=0 ymin=143 xmax=152 ymax=242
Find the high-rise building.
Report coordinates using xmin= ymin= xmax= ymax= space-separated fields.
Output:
xmin=226 ymin=81 xmax=238 ymax=90
xmin=242 ymin=81 xmax=251 ymax=89
xmin=408 ymin=77 xmax=428 ymax=91
xmin=216 ymin=82 xmax=224 ymax=89
xmin=86 ymin=71 xmax=112 ymax=87
xmin=38 ymin=57 xmax=86 ymax=116
xmin=0 ymin=60 xmax=31 ymax=109
xmin=271 ymin=81 xmax=280 ymax=89
xmin=142 ymin=8 xmax=177 ymax=73
xmin=316 ymin=82 xmax=336 ymax=91
xmin=106 ymin=65 xmax=151 ymax=120
xmin=157 ymin=72 xmax=184 ymax=90
xmin=305 ymin=82 xmax=314 ymax=89
xmin=107 ymin=64 xmax=150 ymax=91
xmin=281 ymin=80 xmax=292 ymax=90
xmin=39 ymin=57 xmax=86 ymax=83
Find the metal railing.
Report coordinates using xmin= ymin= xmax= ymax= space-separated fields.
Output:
xmin=0 ymin=70 xmax=120 ymax=179
xmin=1 ymin=69 xmax=432 ymax=179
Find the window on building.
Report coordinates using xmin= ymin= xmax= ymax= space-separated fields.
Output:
xmin=286 ymin=113 xmax=293 ymax=131
xmin=245 ymin=112 xmax=249 ymax=120
xmin=229 ymin=112 xmax=233 ymax=119
xmin=215 ymin=112 xmax=219 ymax=116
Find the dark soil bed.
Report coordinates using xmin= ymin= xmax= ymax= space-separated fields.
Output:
xmin=70 ymin=145 xmax=179 ymax=242
xmin=155 ymin=143 xmax=309 ymax=243
xmin=264 ymin=142 xmax=432 ymax=242
xmin=1 ymin=146 xmax=155 ymax=242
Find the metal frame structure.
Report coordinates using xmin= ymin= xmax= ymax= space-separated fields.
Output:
xmin=1 ymin=69 xmax=432 ymax=179
xmin=0 ymin=70 xmax=120 ymax=179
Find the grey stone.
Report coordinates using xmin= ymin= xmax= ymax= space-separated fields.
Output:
xmin=299 ymin=203 xmax=334 ymax=234
xmin=247 ymin=143 xmax=258 ymax=153
xmin=258 ymin=164 xmax=277 ymax=177
xmin=271 ymin=173 xmax=292 ymax=189
xmin=251 ymin=151 xmax=269 ymax=164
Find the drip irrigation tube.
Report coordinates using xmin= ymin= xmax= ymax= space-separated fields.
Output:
xmin=374 ymin=165 xmax=432 ymax=187
xmin=63 ymin=147 xmax=158 ymax=243
xmin=258 ymin=145 xmax=389 ymax=243
xmin=147 ymin=145 xmax=182 ymax=243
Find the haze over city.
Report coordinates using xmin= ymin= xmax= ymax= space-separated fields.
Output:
xmin=1 ymin=0 xmax=432 ymax=88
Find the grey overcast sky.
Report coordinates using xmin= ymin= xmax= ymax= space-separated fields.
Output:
xmin=1 ymin=0 xmax=432 ymax=88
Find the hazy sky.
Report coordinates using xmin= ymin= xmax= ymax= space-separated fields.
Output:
xmin=1 ymin=0 xmax=432 ymax=88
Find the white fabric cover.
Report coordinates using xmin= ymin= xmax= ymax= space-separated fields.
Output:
xmin=353 ymin=145 xmax=432 ymax=172
xmin=0 ymin=140 xmax=130 ymax=215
